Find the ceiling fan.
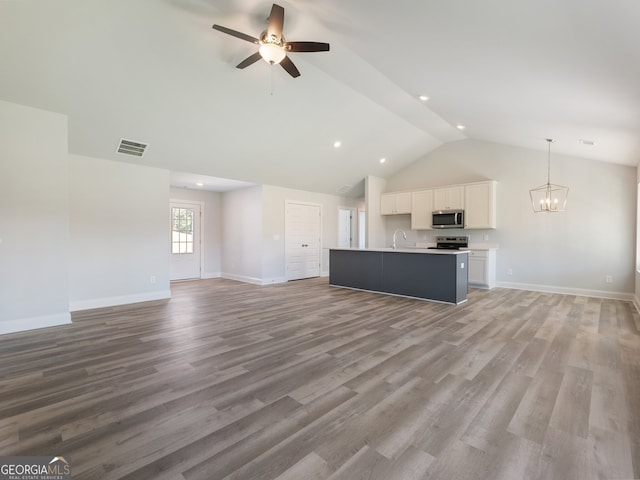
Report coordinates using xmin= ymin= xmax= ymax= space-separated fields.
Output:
xmin=212 ymin=3 xmax=330 ymax=78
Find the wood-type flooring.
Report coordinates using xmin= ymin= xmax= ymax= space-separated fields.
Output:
xmin=1 ymin=278 xmax=639 ymax=479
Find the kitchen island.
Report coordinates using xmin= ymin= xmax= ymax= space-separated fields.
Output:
xmin=329 ymin=248 xmax=468 ymax=304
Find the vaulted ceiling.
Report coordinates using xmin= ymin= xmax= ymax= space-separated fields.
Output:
xmin=1 ymin=0 xmax=638 ymax=195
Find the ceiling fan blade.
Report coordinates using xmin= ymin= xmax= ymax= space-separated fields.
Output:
xmin=212 ymin=24 xmax=259 ymax=44
xmin=286 ymin=41 xmax=330 ymax=53
xmin=280 ymin=55 xmax=300 ymax=78
xmin=236 ymin=52 xmax=262 ymax=69
xmin=266 ymin=4 xmax=285 ymax=40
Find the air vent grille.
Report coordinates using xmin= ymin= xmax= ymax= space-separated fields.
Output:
xmin=117 ymin=139 xmax=148 ymax=157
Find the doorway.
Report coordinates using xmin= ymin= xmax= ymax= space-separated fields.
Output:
xmin=285 ymin=201 xmax=321 ymax=281
xmin=170 ymin=201 xmax=202 ymax=281
xmin=338 ymin=207 xmax=356 ymax=248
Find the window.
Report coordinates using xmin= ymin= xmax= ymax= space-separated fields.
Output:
xmin=171 ymin=207 xmax=194 ymax=254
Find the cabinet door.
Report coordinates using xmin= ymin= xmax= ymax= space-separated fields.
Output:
xmin=468 ymin=250 xmax=489 ymax=286
xmin=395 ymin=191 xmax=412 ymax=214
xmin=447 ymin=186 xmax=465 ymax=209
xmin=411 ymin=190 xmax=433 ymax=230
xmin=381 ymin=192 xmax=411 ymax=215
xmin=464 ymin=181 xmax=496 ymax=229
xmin=380 ymin=193 xmax=396 ymax=215
xmin=433 ymin=186 xmax=464 ymax=210
xmin=433 ymin=188 xmax=448 ymax=211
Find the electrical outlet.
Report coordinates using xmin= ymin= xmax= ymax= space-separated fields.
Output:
xmin=483 ymin=234 xmax=489 ymax=241
xmin=507 ymin=268 xmax=513 ymax=276
xmin=605 ymin=275 xmax=613 ymax=284
xmin=150 ymin=275 xmax=157 ymax=284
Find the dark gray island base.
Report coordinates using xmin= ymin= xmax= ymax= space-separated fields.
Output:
xmin=329 ymin=248 xmax=468 ymax=304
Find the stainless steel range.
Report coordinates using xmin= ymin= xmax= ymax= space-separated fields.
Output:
xmin=430 ymin=235 xmax=469 ymax=250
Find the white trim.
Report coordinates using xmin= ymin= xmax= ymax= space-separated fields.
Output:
xmin=201 ymin=271 xmax=222 ymax=279
xmin=170 ymin=199 xmax=205 ymax=279
xmin=0 ymin=312 xmax=71 ymax=335
xmin=633 ymin=294 xmax=640 ymax=313
xmin=69 ymin=290 xmax=171 ymax=312
xmin=221 ymin=273 xmax=287 ymax=285
xmin=496 ymin=281 xmax=634 ymax=302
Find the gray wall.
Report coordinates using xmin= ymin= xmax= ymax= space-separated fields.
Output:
xmin=0 ymin=100 xmax=71 ymax=333
xmin=221 ymin=185 xmax=264 ymax=283
xmin=1 ymin=100 xmax=173 ymax=333
xmin=383 ymin=139 xmax=636 ymax=298
xmin=69 ymin=154 xmax=171 ymax=310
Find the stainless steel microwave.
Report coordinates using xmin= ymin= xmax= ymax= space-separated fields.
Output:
xmin=432 ymin=209 xmax=464 ymax=229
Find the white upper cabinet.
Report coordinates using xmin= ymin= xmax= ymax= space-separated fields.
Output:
xmin=381 ymin=180 xmax=497 ymax=228
xmin=433 ymin=186 xmax=464 ymax=211
xmin=411 ymin=190 xmax=433 ymax=230
xmin=464 ymin=181 xmax=497 ymax=229
xmin=381 ymin=191 xmax=412 ymax=215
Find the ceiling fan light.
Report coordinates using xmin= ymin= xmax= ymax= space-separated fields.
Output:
xmin=259 ymin=43 xmax=286 ymax=65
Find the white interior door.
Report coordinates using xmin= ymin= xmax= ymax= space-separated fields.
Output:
xmin=286 ymin=201 xmax=321 ymax=281
xmin=170 ymin=202 xmax=201 ymax=281
xmin=338 ymin=208 xmax=354 ymax=248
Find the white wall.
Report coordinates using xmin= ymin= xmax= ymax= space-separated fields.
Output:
xmin=221 ymin=185 xmax=264 ymax=283
xmin=219 ymin=184 xmax=357 ymax=284
xmin=0 ymin=100 xmax=71 ymax=334
xmin=261 ymin=185 xmax=357 ymax=281
xmin=170 ymin=187 xmax=222 ymax=278
xmin=365 ymin=175 xmax=387 ymax=248
xmin=69 ymin=155 xmax=171 ymax=310
xmin=384 ymin=139 xmax=636 ymax=298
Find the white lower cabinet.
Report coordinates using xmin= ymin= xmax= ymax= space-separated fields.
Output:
xmin=468 ymin=249 xmax=496 ymax=289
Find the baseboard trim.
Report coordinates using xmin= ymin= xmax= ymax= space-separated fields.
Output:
xmin=201 ymin=272 xmax=222 ymax=279
xmin=634 ymin=294 xmax=640 ymax=314
xmin=69 ymin=290 xmax=172 ymax=312
xmin=496 ymin=281 xmax=634 ymax=302
xmin=0 ymin=312 xmax=71 ymax=336
xmin=221 ymin=273 xmax=287 ymax=286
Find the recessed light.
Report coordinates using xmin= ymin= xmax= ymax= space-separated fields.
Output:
xmin=456 ymin=124 xmax=465 ymax=130
xmin=333 ymin=140 xmax=342 ymax=148
xmin=195 ymin=182 xmax=204 ymax=187
xmin=419 ymin=95 xmax=429 ymax=102
xmin=579 ymin=139 xmax=596 ymax=146
xmin=379 ymin=158 xmax=386 ymax=164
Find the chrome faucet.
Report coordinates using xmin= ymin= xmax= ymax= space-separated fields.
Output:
xmin=392 ymin=229 xmax=407 ymax=249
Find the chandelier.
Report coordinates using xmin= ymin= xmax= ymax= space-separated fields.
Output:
xmin=529 ymin=139 xmax=569 ymax=212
